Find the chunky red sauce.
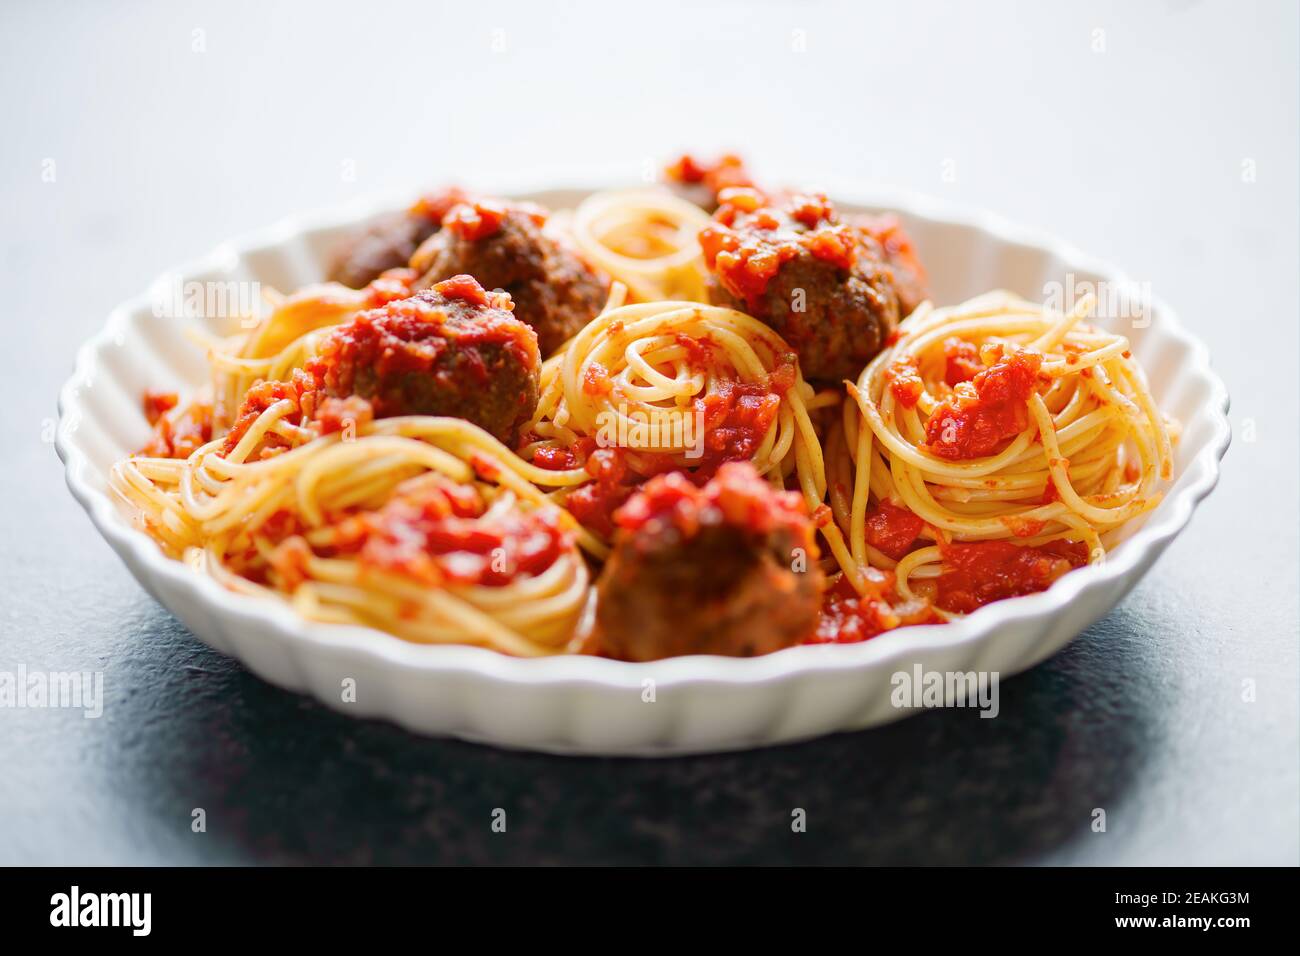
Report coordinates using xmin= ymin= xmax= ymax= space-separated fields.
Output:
xmin=442 ymin=200 xmax=507 ymax=241
xmin=536 ymin=423 xmax=784 ymax=541
xmin=220 ymin=369 xmax=319 ymax=457
xmin=303 ymin=474 xmax=571 ymax=588
xmin=365 ymin=268 xmax=418 ymax=307
xmin=693 ymin=379 xmax=781 ymax=473
xmin=942 ymin=337 xmax=983 ymax=385
xmin=442 ymin=199 xmax=547 ymax=242
xmin=924 ymin=349 xmax=1045 ymax=460
xmin=886 ymin=357 xmax=924 ymax=408
xmin=430 ymin=273 xmax=491 ymax=307
xmin=767 ymin=356 xmax=798 ymax=395
xmin=672 ymin=331 xmax=717 ymax=367
xmin=314 ymin=395 xmax=374 ymax=435
xmin=562 ymin=443 xmax=634 ymax=539
xmin=865 ymin=501 xmax=925 ymax=560
xmin=138 ymin=398 xmax=213 ymax=459
xmin=143 ymin=390 xmax=178 ymax=425
xmin=807 ymin=573 xmax=940 ymax=644
xmin=648 ymin=359 xmax=793 ymax=480
xmin=698 ymin=188 xmax=857 ymax=310
xmin=664 ymin=153 xmax=755 ymax=199
xmin=528 ymin=437 xmax=583 ymax=472
xmin=614 ymin=461 xmax=808 ymax=539
xmin=582 ymin=362 xmax=613 ymax=396
xmin=1039 ymin=480 xmax=1061 ymax=505
xmin=933 ymin=538 xmax=1089 ymax=614
xmin=408 ymin=186 xmax=470 ymax=223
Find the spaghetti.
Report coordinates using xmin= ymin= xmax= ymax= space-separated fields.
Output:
xmin=113 ymin=413 xmax=590 ymax=656
xmin=518 ymin=296 xmax=868 ymax=582
xmin=568 ymin=189 xmax=713 ymax=303
xmin=835 ymin=290 xmax=1176 ymax=617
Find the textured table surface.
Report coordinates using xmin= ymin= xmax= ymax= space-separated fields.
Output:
xmin=1 ymin=0 xmax=1296 ymax=865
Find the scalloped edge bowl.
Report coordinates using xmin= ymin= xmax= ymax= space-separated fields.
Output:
xmin=57 ymin=179 xmax=1230 ymax=755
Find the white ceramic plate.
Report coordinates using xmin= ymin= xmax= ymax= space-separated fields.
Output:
xmin=57 ymin=181 xmax=1230 ymax=755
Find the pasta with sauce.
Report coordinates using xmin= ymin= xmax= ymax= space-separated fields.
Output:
xmin=115 ymin=155 xmax=1179 ymax=660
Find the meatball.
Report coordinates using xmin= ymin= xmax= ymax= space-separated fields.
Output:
xmin=700 ymin=188 xmax=921 ymax=383
xmin=848 ymin=212 xmax=929 ymax=317
xmin=594 ymin=462 xmax=824 ymax=661
xmin=308 ymin=274 xmax=541 ymax=445
xmin=327 ymin=187 xmax=467 ymax=289
xmin=411 ymin=199 xmax=608 ymax=356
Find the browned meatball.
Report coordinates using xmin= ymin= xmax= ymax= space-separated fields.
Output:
xmin=700 ymin=189 xmax=922 ymax=383
xmin=411 ymin=199 xmax=608 ymax=356
xmin=847 ymin=212 xmax=929 ymax=318
xmin=594 ymin=462 xmax=824 ymax=661
xmin=307 ymin=275 xmax=541 ymax=445
xmin=327 ymin=188 xmax=468 ymax=289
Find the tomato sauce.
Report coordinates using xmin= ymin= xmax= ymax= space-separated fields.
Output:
xmin=933 ymin=538 xmax=1089 ymax=614
xmin=924 ymin=349 xmax=1045 ymax=460
xmin=886 ymin=357 xmax=924 ymax=408
xmin=614 ymin=461 xmax=808 ymax=538
xmin=563 ymin=444 xmax=634 ymax=539
xmin=442 ymin=200 xmax=508 ymax=242
xmin=538 ymin=350 xmax=794 ymax=536
xmin=429 ymin=273 xmax=491 ymax=307
xmin=143 ymin=390 xmax=178 ymax=426
xmin=807 ymin=573 xmax=940 ymax=644
xmin=698 ymin=188 xmax=858 ymax=310
xmin=694 ymin=379 xmax=780 ymax=473
xmin=220 ymin=369 xmax=319 ymax=457
xmin=664 ymin=153 xmax=755 ymax=198
xmin=321 ymin=474 xmax=571 ymax=587
xmin=942 ymin=337 xmax=983 ymax=385
xmin=528 ymin=438 xmax=584 ymax=472
xmin=138 ymin=397 xmax=213 ymax=459
xmin=315 ymin=395 xmax=373 ymax=435
xmin=408 ymin=186 xmax=470 ymax=223
xmin=865 ymin=501 xmax=925 ymax=560
xmin=672 ymin=331 xmax=717 ymax=367
xmin=365 ymin=268 xmax=418 ymax=307
xmin=441 ymin=199 xmax=548 ymax=242
xmin=582 ymin=362 xmax=613 ymax=396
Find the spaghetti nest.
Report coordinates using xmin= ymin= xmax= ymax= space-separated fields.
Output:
xmin=836 ymin=290 xmax=1176 ymax=614
xmin=518 ymin=295 xmax=858 ymax=571
xmin=568 ymin=189 xmax=713 ymax=303
xmin=112 ymin=412 xmax=590 ymax=657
